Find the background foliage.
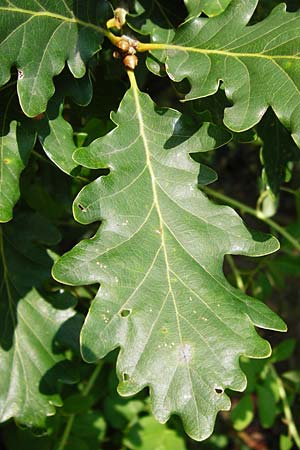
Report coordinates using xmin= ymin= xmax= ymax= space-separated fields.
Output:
xmin=0 ymin=0 xmax=300 ymax=449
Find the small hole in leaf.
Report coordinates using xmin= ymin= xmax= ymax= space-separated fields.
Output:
xmin=120 ymin=309 xmax=131 ymax=318
xmin=78 ymin=203 xmax=86 ymax=212
xmin=215 ymin=387 xmax=223 ymax=395
xmin=122 ymin=373 xmax=129 ymax=381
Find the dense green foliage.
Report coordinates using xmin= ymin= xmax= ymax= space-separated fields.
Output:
xmin=0 ymin=1 xmax=299 ymax=449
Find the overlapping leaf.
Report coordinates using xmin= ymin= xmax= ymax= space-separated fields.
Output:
xmin=0 ymin=119 xmax=36 ymax=222
xmin=154 ymin=0 xmax=300 ymax=145
xmin=184 ymin=0 xmax=233 ymax=18
xmin=37 ymin=96 xmax=79 ymax=175
xmin=0 ymin=0 xmax=110 ymax=116
xmin=0 ymin=214 xmax=78 ymax=426
xmin=128 ymin=0 xmax=176 ymax=35
xmin=53 ymin=84 xmax=285 ymax=440
xmin=257 ymin=111 xmax=299 ymax=217
xmin=127 ymin=0 xmax=176 ymax=76
xmin=124 ymin=416 xmax=186 ymax=450
xmin=0 ymin=70 xmax=91 ymax=222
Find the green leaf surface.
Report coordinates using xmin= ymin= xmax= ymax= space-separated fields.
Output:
xmin=124 ymin=416 xmax=186 ymax=450
xmin=240 ymin=357 xmax=266 ymax=393
xmin=282 ymin=370 xmax=300 ymax=385
xmin=2 ymin=422 xmax=52 ymax=450
xmin=280 ymin=435 xmax=293 ymax=450
xmin=62 ymin=394 xmax=94 ymax=415
xmin=257 ymin=111 xmax=299 ymax=217
xmin=104 ymin=393 xmax=144 ymax=429
xmin=230 ymin=394 xmax=254 ymax=431
xmin=184 ymin=0 xmax=232 ymax=18
xmin=20 ymin=158 xmax=76 ymax=221
xmin=271 ymin=338 xmax=296 ymax=363
xmin=0 ymin=213 xmax=78 ymax=426
xmin=259 ymin=112 xmax=299 ymax=197
xmin=0 ymin=0 xmax=108 ymax=116
xmin=35 ymin=69 xmax=94 ymax=175
xmin=71 ymin=411 xmax=106 ymax=445
xmin=257 ymin=385 xmax=276 ymax=428
xmin=53 ymin=83 xmax=285 ymax=441
xmin=159 ymin=0 xmax=300 ymax=144
xmin=37 ymin=96 xmax=79 ymax=175
xmin=261 ymin=368 xmax=280 ymax=403
xmin=63 ymin=437 xmax=89 ymax=450
xmin=128 ymin=0 xmax=176 ymax=36
xmin=0 ymin=120 xmax=36 ymax=222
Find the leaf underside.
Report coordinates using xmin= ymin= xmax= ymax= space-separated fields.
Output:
xmin=36 ymin=69 xmax=94 ymax=175
xmin=53 ymin=86 xmax=285 ymax=441
xmin=163 ymin=0 xmax=300 ymax=146
xmin=37 ymin=96 xmax=78 ymax=175
xmin=0 ymin=214 xmax=77 ymax=426
xmin=0 ymin=0 xmax=107 ymax=117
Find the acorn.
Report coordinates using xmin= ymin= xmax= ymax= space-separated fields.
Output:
xmin=114 ymin=8 xmax=127 ymax=29
xmin=117 ymin=39 xmax=130 ymax=53
xmin=123 ymin=54 xmax=138 ymax=70
xmin=113 ymin=50 xmax=121 ymax=59
xmin=127 ymin=46 xmax=136 ymax=55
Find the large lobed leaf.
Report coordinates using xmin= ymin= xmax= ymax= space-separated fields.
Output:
xmin=0 ymin=0 xmax=109 ymax=117
xmin=146 ymin=0 xmax=300 ymax=146
xmin=53 ymin=82 xmax=285 ymax=441
xmin=0 ymin=214 xmax=78 ymax=426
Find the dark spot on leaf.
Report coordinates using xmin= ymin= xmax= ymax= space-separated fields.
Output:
xmin=120 ymin=309 xmax=131 ymax=318
xmin=78 ymin=204 xmax=86 ymax=212
xmin=215 ymin=388 xmax=223 ymax=394
xmin=122 ymin=373 xmax=129 ymax=381
xmin=161 ymin=327 xmax=168 ymax=333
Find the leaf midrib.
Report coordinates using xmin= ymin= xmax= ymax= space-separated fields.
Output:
xmin=129 ymin=74 xmax=244 ymax=335
xmin=129 ymin=73 xmax=182 ymax=332
xmin=129 ymin=72 xmax=201 ymax=428
xmin=2 ymin=6 xmax=299 ymax=62
xmin=139 ymin=42 xmax=300 ymax=61
xmin=0 ymin=6 xmax=104 ymax=35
